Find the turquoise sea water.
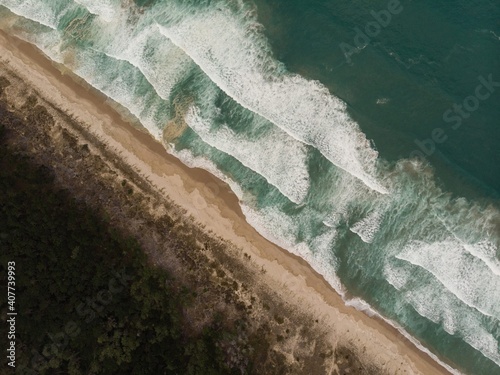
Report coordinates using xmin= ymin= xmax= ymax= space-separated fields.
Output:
xmin=0 ymin=1 xmax=498 ymax=373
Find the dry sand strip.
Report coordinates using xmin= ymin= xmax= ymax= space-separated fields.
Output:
xmin=0 ymin=29 xmax=456 ymax=375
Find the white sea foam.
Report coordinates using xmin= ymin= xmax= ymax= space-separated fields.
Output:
xmin=434 ymin=212 xmax=500 ymax=277
xmin=323 ymin=203 xmax=350 ymax=228
xmin=185 ymin=105 xmax=310 ymax=204
xmin=72 ymin=0 xmax=117 ymax=23
xmin=386 ymin=259 xmax=500 ymax=366
xmin=155 ymin=6 xmax=388 ymax=195
xmin=0 ymin=0 xmax=64 ymax=29
xmin=464 ymin=241 xmax=500 ymax=277
xmin=396 ymin=240 xmax=500 ymax=319
xmin=89 ymin=21 xmax=195 ymax=105
xmin=344 ymin=298 xmax=379 ymax=317
xmin=384 ymin=261 xmax=411 ymax=290
xmin=350 ymin=209 xmax=383 ymax=243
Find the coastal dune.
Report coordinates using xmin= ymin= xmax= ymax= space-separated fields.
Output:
xmin=0 ymin=29 xmax=454 ymax=374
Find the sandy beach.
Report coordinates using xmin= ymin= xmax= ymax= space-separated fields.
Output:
xmin=0 ymin=29 xmax=457 ymax=374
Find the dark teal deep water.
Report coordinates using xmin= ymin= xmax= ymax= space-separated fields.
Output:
xmin=255 ymin=0 xmax=500 ymax=199
xmin=0 ymin=0 xmax=498 ymax=373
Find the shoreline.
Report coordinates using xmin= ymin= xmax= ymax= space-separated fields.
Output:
xmin=0 ymin=29 xmax=458 ymax=374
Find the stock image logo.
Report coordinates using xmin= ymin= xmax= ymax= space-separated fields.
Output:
xmin=340 ymin=0 xmax=404 ymax=64
xmin=410 ymin=74 xmax=499 ymax=161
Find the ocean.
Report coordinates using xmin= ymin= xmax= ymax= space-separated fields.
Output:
xmin=0 ymin=0 xmax=498 ymax=373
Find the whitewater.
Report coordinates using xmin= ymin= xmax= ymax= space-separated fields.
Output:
xmin=0 ymin=0 xmax=498 ymax=373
